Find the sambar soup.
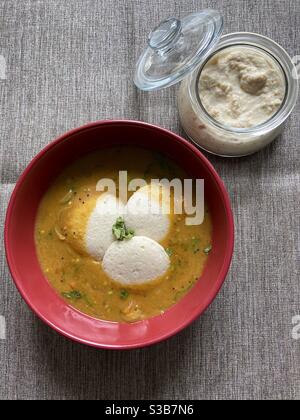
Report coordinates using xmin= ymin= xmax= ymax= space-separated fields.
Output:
xmin=35 ymin=147 xmax=212 ymax=322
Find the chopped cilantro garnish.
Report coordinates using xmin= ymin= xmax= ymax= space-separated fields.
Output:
xmin=62 ymin=290 xmax=82 ymax=300
xmin=112 ymin=217 xmax=135 ymax=241
xmin=120 ymin=290 xmax=129 ymax=300
xmin=166 ymin=248 xmax=173 ymax=257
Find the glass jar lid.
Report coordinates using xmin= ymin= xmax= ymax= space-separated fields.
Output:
xmin=134 ymin=9 xmax=224 ymax=91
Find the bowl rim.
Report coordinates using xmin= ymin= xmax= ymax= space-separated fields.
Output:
xmin=4 ymin=119 xmax=234 ymax=350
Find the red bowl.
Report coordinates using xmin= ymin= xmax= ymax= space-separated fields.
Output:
xmin=5 ymin=120 xmax=234 ymax=349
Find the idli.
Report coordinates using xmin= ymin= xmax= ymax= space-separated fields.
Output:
xmin=124 ymin=184 xmax=171 ymax=243
xmin=57 ymin=193 xmax=99 ymax=256
xmin=85 ymin=193 xmax=125 ymax=260
xmin=102 ymin=236 xmax=170 ymax=286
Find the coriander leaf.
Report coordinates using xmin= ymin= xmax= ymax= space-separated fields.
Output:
xmin=62 ymin=290 xmax=82 ymax=300
xmin=191 ymin=237 xmax=201 ymax=254
xmin=112 ymin=217 xmax=135 ymax=241
xmin=120 ymin=290 xmax=129 ymax=300
xmin=165 ymin=248 xmax=173 ymax=257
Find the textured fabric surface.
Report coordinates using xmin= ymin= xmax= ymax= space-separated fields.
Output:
xmin=0 ymin=0 xmax=299 ymax=400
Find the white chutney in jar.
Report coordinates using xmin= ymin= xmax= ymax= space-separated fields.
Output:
xmin=134 ymin=11 xmax=298 ymax=157
xmin=178 ymin=33 xmax=298 ymax=157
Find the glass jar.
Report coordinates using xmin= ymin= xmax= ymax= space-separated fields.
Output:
xmin=134 ymin=11 xmax=298 ymax=157
xmin=178 ymin=33 xmax=298 ymax=157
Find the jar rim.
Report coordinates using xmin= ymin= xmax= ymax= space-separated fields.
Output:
xmin=190 ymin=32 xmax=299 ymax=135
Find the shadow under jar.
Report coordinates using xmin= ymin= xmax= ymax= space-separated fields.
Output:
xmin=135 ymin=11 xmax=298 ymax=157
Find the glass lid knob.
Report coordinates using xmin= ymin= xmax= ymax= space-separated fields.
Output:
xmin=134 ymin=9 xmax=224 ymax=91
xmin=148 ymin=18 xmax=182 ymax=50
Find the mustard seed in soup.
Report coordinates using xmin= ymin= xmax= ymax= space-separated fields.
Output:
xmin=35 ymin=147 xmax=212 ymax=322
